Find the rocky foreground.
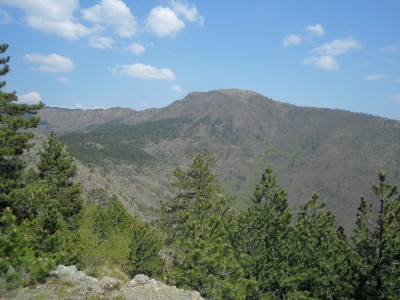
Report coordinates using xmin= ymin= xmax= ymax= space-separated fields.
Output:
xmin=4 ymin=265 xmax=203 ymax=300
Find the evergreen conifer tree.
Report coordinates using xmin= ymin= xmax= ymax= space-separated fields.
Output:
xmin=352 ymin=171 xmax=400 ymax=298
xmin=0 ymin=44 xmax=44 ymax=209
xmin=290 ymin=193 xmax=356 ymax=299
xmin=234 ymin=166 xmax=293 ymax=298
xmin=37 ymin=132 xmax=83 ymax=229
xmin=162 ymin=151 xmax=247 ymax=299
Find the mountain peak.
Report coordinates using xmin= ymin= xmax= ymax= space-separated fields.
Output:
xmin=214 ymin=89 xmax=261 ymax=97
xmin=186 ymin=89 xmax=262 ymax=100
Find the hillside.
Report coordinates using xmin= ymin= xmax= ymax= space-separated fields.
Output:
xmin=36 ymin=89 xmax=400 ymax=230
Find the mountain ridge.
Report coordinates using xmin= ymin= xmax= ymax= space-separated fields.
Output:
xmin=35 ymin=89 xmax=400 ymax=230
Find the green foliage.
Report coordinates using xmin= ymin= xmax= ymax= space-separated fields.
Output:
xmin=234 ymin=166 xmax=293 ymax=298
xmin=0 ymin=114 xmax=82 ymax=286
xmin=78 ymin=200 xmax=163 ymax=279
xmin=78 ymin=202 xmax=131 ymax=277
xmin=61 ymin=118 xmax=190 ymax=168
xmin=289 ymin=193 xmax=355 ymax=299
xmin=352 ymin=171 xmax=400 ymax=299
xmin=0 ymin=44 xmax=62 ymax=288
xmin=37 ymin=132 xmax=83 ymax=229
xmin=0 ymin=44 xmax=44 ymax=209
xmin=162 ymin=151 xmax=247 ymax=299
xmin=9 ymin=183 xmax=50 ymax=222
xmin=0 ymin=207 xmax=54 ymax=289
xmin=128 ymin=221 xmax=164 ymax=277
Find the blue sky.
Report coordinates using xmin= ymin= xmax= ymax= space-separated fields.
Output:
xmin=0 ymin=0 xmax=399 ymax=120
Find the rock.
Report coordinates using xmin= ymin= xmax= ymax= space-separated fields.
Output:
xmin=56 ymin=265 xmax=85 ymax=279
xmin=148 ymin=278 xmax=158 ymax=285
xmin=100 ymin=275 xmax=121 ymax=290
xmin=129 ymin=274 xmax=149 ymax=286
xmin=188 ymin=290 xmax=202 ymax=299
xmin=9 ymin=266 xmax=204 ymax=300
xmin=48 ymin=270 xmax=60 ymax=278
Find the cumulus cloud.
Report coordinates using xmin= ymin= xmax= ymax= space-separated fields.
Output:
xmin=0 ymin=0 xmax=91 ymax=40
xmin=24 ymin=53 xmax=74 ymax=73
xmin=126 ymin=43 xmax=146 ymax=55
xmin=388 ymin=93 xmax=400 ymax=104
xmin=18 ymin=91 xmax=42 ymax=103
xmin=381 ymin=45 xmax=400 ymax=53
xmin=306 ymin=24 xmax=325 ymax=37
xmin=302 ymin=55 xmax=338 ymax=71
xmin=312 ymin=37 xmax=360 ymax=56
xmin=283 ymin=34 xmax=301 ymax=47
xmin=82 ymin=0 xmax=137 ymax=38
xmin=146 ymin=6 xmax=184 ymax=37
xmin=172 ymin=84 xmax=183 ymax=92
xmin=170 ymin=0 xmax=204 ymax=26
xmin=113 ymin=63 xmax=176 ymax=80
xmin=302 ymin=37 xmax=360 ymax=71
xmin=146 ymin=1 xmax=204 ymax=38
xmin=0 ymin=9 xmax=12 ymax=24
xmin=364 ymin=74 xmax=387 ymax=81
xmin=57 ymin=76 xmax=70 ymax=83
xmin=89 ymin=35 xmax=115 ymax=49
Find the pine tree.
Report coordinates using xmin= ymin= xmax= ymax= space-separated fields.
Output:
xmin=0 ymin=44 xmax=44 ymax=209
xmin=234 ymin=166 xmax=293 ymax=298
xmin=162 ymin=151 xmax=247 ymax=299
xmin=352 ymin=171 xmax=400 ymax=298
xmin=290 ymin=193 xmax=356 ymax=299
xmin=37 ymin=132 xmax=83 ymax=229
xmin=128 ymin=221 xmax=164 ymax=277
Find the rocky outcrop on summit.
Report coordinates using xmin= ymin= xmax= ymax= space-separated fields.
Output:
xmin=9 ymin=265 xmax=203 ymax=300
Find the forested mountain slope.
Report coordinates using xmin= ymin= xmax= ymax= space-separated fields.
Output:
xmin=36 ymin=89 xmax=400 ymax=230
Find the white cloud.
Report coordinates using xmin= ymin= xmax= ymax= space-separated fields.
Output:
xmin=91 ymin=106 xmax=106 ymax=110
xmin=146 ymin=6 xmax=185 ymax=37
xmin=302 ymin=55 xmax=338 ymax=71
xmin=114 ymin=63 xmax=176 ymax=80
xmin=170 ymin=0 xmax=204 ymax=26
xmin=172 ymin=84 xmax=183 ymax=92
xmin=0 ymin=9 xmax=12 ymax=24
xmin=302 ymin=37 xmax=360 ymax=71
xmin=381 ymin=45 xmax=400 ymax=53
xmin=306 ymin=24 xmax=325 ymax=37
xmin=82 ymin=0 xmax=137 ymax=38
xmin=126 ymin=43 xmax=146 ymax=55
xmin=56 ymin=76 xmax=70 ymax=83
xmin=75 ymin=103 xmax=87 ymax=110
xmin=89 ymin=35 xmax=115 ymax=49
xmin=283 ymin=34 xmax=301 ymax=47
xmin=18 ymin=91 xmax=42 ymax=103
xmin=388 ymin=93 xmax=400 ymax=104
xmin=364 ymin=74 xmax=387 ymax=81
xmin=0 ymin=0 xmax=91 ymax=40
xmin=24 ymin=53 xmax=74 ymax=73
xmin=312 ymin=37 xmax=360 ymax=56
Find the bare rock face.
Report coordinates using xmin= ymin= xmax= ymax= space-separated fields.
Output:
xmin=8 ymin=265 xmax=203 ymax=300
